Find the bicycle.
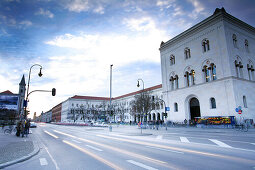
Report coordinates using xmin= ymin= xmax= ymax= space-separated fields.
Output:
xmin=4 ymin=125 xmax=17 ymax=135
xmin=236 ymin=123 xmax=248 ymax=132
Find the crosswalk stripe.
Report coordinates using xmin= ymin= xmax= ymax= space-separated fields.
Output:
xmin=180 ymin=137 xmax=190 ymax=143
xmin=127 ymin=160 xmax=158 ymax=170
xmin=39 ymin=158 xmax=48 ymax=166
xmin=209 ymin=139 xmax=232 ymax=148
xmin=156 ymin=135 xmax=162 ymax=140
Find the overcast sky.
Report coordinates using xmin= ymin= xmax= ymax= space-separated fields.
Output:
xmin=0 ymin=0 xmax=254 ymax=118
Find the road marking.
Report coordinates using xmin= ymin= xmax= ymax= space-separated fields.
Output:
xmin=45 ymin=146 xmax=60 ymax=170
xmin=39 ymin=158 xmax=48 ymax=166
xmin=156 ymin=135 xmax=162 ymax=140
xmin=209 ymin=139 xmax=232 ymax=148
xmin=251 ymin=143 xmax=255 ymax=145
xmin=180 ymin=137 xmax=190 ymax=143
xmin=63 ymin=140 xmax=122 ymax=170
xmin=44 ymin=130 xmax=59 ymax=139
xmin=145 ymin=146 xmax=184 ymax=154
xmin=127 ymin=160 xmax=158 ymax=170
xmin=72 ymin=139 xmax=82 ymax=143
xmin=54 ymin=130 xmax=176 ymax=169
xmin=86 ymin=145 xmax=103 ymax=151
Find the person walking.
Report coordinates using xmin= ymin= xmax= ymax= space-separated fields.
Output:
xmin=21 ymin=119 xmax=25 ymax=137
xmin=25 ymin=120 xmax=30 ymax=137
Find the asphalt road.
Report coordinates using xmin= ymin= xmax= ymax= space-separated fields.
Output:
xmin=5 ymin=123 xmax=255 ymax=170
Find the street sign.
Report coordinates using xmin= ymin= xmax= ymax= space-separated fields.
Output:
xmin=238 ymin=110 xmax=242 ymax=114
xmin=238 ymin=106 xmax=242 ymax=110
xmin=165 ymin=107 xmax=170 ymax=111
xmin=235 ymin=108 xmax=239 ymax=112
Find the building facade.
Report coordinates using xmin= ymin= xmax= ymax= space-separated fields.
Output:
xmin=52 ymin=84 xmax=164 ymax=123
xmin=160 ymin=8 xmax=255 ymax=123
xmin=0 ymin=75 xmax=26 ymax=124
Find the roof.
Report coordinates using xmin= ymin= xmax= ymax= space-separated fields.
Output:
xmin=114 ymin=84 xmax=162 ymax=100
xmin=70 ymin=84 xmax=162 ymax=101
xmin=0 ymin=90 xmax=14 ymax=95
xmin=71 ymin=95 xmax=110 ymax=101
xmin=159 ymin=7 xmax=255 ymax=50
xmin=19 ymin=75 xmax=26 ymax=86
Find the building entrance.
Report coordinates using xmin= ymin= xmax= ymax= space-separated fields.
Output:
xmin=189 ymin=97 xmax=201 ymax=120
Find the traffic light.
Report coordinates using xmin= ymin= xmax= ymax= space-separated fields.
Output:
xmin=52 ymin=88 xmax=56 ymax=96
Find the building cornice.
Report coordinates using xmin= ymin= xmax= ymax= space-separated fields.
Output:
xmin=159 ymin=8 xmax=255 ymax=51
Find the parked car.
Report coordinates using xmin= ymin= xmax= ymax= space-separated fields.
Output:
xmin=30 ymin=122 xmax=37 ymax=128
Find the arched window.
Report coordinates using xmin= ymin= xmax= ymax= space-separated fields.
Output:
xmin=210 ymin=98 xmax=216 ymax=109
xmin=175 ymin=75 xmax=179 ymax=89
xmin=170 ymin=76 xmax=174 ymax=90
xmin=235 ymin=60 xmax=240 ymax=77
xmin=170 ymin=55 xmax=175 ymax=66
xmin=232 ymin=34 xmax=237 ymax=48
xmin=251 ymin=65 xmax=255 ymax=81
xmin=202 ymin=39 xmax=210 ymax=52
xmin=174 ymin=103 xmax=178 ymax=112
xmin=235 ymin=59 xmax=243 ymax=78
xmin=184 ymin=71 xmax=190 ymax=87
xmin=245 ymin=39 xmax=249 ymax=52
xmin=211 ymin=63 xmax=217 ymax=80
xmin=243 ymin=96 xmax=247 ymax=108
xmin=191 ymin=70 xmax=195 ymax=85
xmin=247 ymin=64 xmax=252 ymax=80
xmin=203 ymin=65 xmax=210 ymax=82
xmin=184 ymin=48 xmax=191 ymax=59
xmin=239 ymin=62 xmax=243 ymax=78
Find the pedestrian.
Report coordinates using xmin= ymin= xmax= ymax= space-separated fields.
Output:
xmin=21 ymin=120 xmax=25 ymax=137
xmin=16 ymin=121 xmax=21 ymax=137
xmin=156 ymin=120 xmax=159 ymax=130
xmin=25 ymin=120 xmax=30 ymax=137
xmin=184 ymin=119 xmax=187 ymax=127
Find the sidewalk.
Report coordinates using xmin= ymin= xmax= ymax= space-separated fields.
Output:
xmin=0 ymin=129 xmax=40 ymax=169
xmin=107 ymin=124 xmax=255 ymax=136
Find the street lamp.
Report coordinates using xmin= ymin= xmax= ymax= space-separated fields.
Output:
xmin=137 ymin=78 xmax=144 ymax=134
xmin=109 ymin=64 xmax=113 ymax=132
xmin=24 ymin=64 xmax=43 ymax=119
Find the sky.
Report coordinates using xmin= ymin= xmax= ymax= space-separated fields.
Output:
xmin=0 ymin=0 xmax=255 ymax=118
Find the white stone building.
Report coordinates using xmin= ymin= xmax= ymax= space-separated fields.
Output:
xmin=59 ymin=84 xmax=164 ymax=123
xmin=160 ymin=8 xmax=255 ymax=124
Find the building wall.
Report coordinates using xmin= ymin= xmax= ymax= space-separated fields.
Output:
xmin=52 ymin=103 xmax=62 ymax=122
xmin=160 ymin=9 xmax=255 ymax=123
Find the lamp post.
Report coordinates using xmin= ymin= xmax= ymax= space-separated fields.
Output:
xmin=109 ymin=64 xmax=113 ymax=132
xmin=137 ymin=78 xmax=144 ymax=134
xmin=24 ymin=64 xmax=43 ymax=119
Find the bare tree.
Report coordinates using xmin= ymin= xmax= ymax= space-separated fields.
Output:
xmin=130 ymin=91 xmax=153 ymax=123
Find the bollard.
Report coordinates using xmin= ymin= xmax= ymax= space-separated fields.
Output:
xmin=109 ymin=125 xmax=112 ymax=132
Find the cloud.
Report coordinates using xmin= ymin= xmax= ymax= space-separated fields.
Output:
xmin=35 ymin=8 xmax=54 ymax=18
xmin=64 ymin=0 xmax=105 ymax=14
xmin=20 ymin=20 xmax=32 ymax=27
xmin=123 ymin=17 xmax=156 ymax=32
xmin=187 ymin=0 xmax=207 ymax=18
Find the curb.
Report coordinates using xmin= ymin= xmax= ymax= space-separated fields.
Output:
xmin=0 ymin=141 xmax=40 ymax=169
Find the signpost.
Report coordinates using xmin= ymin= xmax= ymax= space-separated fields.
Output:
xmin=235 ymin=106 xmax=242 ymax=124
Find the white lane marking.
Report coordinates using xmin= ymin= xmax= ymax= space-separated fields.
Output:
xmin=251 ymin=143 xmax=255 ymax=145
xmin=156 ymin=135 xmax=162 ymax=140
xmin=72 ymin=139 xmax=82 ymax=143
xmin=45 ymin=146 xmax=60 ymax=170
xmin=180 ymin=137 xmax=190 ymax=143
xmin=209 ymin=139 xmax=232 ymax=148
xmin=44 ymin=130 xmax=59 ymax=139
xmin=86 ymin=145 xmax=103 ymax=151
xmin=145 ymin=146 xmax=184 ymax=154
xmin=127 ymin=160 xmax=158 ymax=170
xmin=39 ymin=158 xmax=48 ymax=166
